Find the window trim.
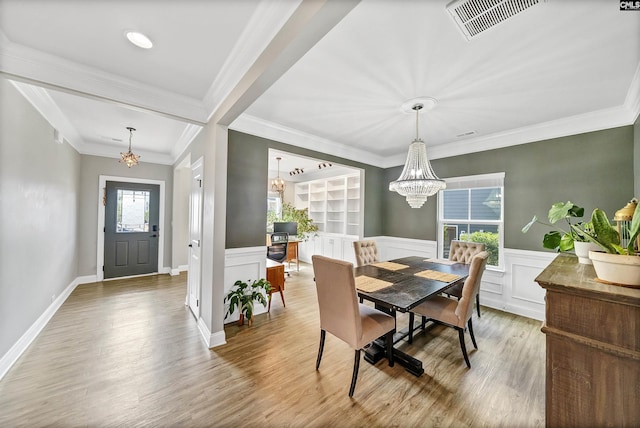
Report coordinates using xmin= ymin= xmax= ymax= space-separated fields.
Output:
xmin=437 ymin=172 xmax=505 ymax=270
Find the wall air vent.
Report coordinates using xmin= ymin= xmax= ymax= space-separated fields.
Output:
xmin=447 ymin=0 xmax=544 ymax=40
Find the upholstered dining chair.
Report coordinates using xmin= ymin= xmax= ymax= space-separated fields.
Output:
xmin=408 ymin=251 xmax=489 ymax=368
xmin=312 ymin=255 xmax=395 ymax=397
xmin=353 ymin=240 xmax=379 ymax=267
xmin=448 ymin=240 xmax=486 ymax=317
xmin=353 ymin=240 xmax=380 ymax=303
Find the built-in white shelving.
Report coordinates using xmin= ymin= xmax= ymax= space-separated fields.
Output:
xmin=294 ymin=173 xmax=362 ymax=237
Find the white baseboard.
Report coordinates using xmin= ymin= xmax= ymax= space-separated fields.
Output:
xmin=197 ymin=317 xmax=226 ymax=348
xmin=171 ymin=265 xmax=189 ymax=276
xmin=0 ymin=276 xmax=80 ymax=381
xmin=76 ymin=274 xmax=97 ymax=285
xmin=208 ymin=330 xmax=226 ymax=348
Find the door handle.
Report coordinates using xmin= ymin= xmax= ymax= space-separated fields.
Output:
xmin=151 ymin=234 xmax=157 ymax=238
xmin=189 ymin=244 xmax=193 ymax=247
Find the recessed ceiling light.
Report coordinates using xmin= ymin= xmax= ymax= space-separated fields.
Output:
xmin=126 ymin=31 xmax=153 ymax=49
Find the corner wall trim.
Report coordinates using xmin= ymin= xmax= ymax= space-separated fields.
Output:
xmin=0 ymin=276 xmax=80 ymax=381
xmin=197 ymin=317 xmax=227 ymax=348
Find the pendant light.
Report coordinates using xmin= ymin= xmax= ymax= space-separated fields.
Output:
xmin=271 ymin=157 xmax=286 ymax=198
xmin=389 ymin=102 xmax=445 ymax=208
xmin=119 ymin=127 xmax=140 ymax=168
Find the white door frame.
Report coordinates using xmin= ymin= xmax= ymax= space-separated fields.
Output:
xmin=97 ymin=175 xmax=166 ymax=281
xmin=187 ymin=157 xmax=204 ymax=318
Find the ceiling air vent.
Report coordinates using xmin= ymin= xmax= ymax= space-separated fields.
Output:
xmin=447 ymin=0 xmax=544 ymax=40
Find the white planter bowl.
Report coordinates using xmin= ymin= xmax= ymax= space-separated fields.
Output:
xmin=574 ymin=242 xmax=601 ymax=264
xmin=589 ymin=251 xmax=640 ymax=286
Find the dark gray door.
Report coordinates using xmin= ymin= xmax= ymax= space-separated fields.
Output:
xmin=104 ymin=181 xmax=160 ymax=279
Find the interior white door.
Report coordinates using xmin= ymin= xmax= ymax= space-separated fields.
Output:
xmin=187 ymin=158 xmax=203 ymax=318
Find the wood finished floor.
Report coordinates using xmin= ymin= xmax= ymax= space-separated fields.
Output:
xmin=0 ymin=264 xmax=545 ymax=427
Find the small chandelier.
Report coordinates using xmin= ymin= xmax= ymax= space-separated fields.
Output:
xmin=271 ymin=157 xmax=286 ymax=198
xmin=120 ymin=127 xmax=140 ymax=168
xmin=389 ymin=102 xmax=445 ymax=208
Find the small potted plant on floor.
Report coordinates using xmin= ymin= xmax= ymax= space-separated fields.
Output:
xmin=224 ymin=278 xmax=272 ymax=326
xmin=522 ymin=201 xmax=599 ymax=263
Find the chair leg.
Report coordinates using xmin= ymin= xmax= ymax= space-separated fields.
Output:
xmin=476 ymin=293 xmax=481 ymax=318
xmin=316 ymin=330 xmax=326 ymax=370
xmin=468 ymin=318 xmax=478 ymax=349
xmin=457 ymin=327 xmax=471 ymax=368
xmin=421 ymin=316 xmax=426 ymax=330
xmin=279 ymin=289 xmax=286 ymax=307
xmin=349 ymin=349 xmax=361 ymax=397
xmin=385 ymin=330 xmax=394 ymax=367
xmin=267 ymin=292 xmax=272 ymax=312
xmin=408 ymin=312 xmax=415 ymax=344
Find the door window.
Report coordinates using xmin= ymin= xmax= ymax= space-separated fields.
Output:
xmin=116 ymin=189 xmax=150 ymax=232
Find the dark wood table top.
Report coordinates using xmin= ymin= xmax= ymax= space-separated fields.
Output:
xmin=354 ymin=256 xmax=470 ymax=313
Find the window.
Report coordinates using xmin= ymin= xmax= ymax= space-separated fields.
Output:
xmin=266 ymin=193 xmax=282 ymax=232
xmin=438 ymin=173 xmax=504 ymax=269
xmin=116 ymin=189 xmax=150 ymax=232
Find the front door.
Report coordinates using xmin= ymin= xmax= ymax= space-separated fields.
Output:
xmin=187 ymin=158 xmax=203 ymax=317
xmin=104 ymin=181 xmax=160 ymax=279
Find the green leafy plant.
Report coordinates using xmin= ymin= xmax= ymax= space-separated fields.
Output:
xmin=268 ymin=202 xmax=319 ymax=241
xmin=224 ymin=278 xmax=272 ymax=324
xmin=580 ymin=207 xmax=640 ymax=255
xmin=460 ymin=231 xmax=499 ymax=266
xmin=522 ymin=201 xmax=593 ymax=252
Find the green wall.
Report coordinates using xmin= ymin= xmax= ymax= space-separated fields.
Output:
xmin=634 ymin=115 xmax=640 ymax=196
xmin=226 ymin=130 xmax=385 ymax=248
xmin=384 ymin=125 xmax=635 ymax=252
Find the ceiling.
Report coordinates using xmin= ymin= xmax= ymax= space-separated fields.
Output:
xmin=1 ymin=0 xmax=639 ymax=175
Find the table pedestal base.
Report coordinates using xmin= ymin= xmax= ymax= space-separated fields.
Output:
xmin=364 ymin=340 xmax=424 ymax=377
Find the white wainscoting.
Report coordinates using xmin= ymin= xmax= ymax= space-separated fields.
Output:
xmin=225 ymin=238 xmax=557 ymax=322
xmin=297 ymin=233 xmax=358 ymax=264
xmin=224 ymin=247 xmax=270 ymax=324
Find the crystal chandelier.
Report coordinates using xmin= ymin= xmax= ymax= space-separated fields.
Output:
xmin=120 ymin=127 xmax=140 ymax=167
xmin=389 ymin=103 xmax=445 ymax=208
xmin=271 ymin=156 xmax=286 ymax=198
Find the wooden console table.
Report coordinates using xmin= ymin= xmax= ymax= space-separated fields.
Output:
xmin=535 ymin=254 xmax=640 ymax=427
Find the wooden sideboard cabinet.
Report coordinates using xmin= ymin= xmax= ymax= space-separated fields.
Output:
xmin=535 ymin=254 xmax=640 ymax=427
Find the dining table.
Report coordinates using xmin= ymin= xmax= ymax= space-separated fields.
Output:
xmin=354 ymin=256 xmax=470 ymax=377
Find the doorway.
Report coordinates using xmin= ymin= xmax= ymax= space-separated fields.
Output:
xmin=104 ymin=181 xmax=160 ymax=279
xmin=97 ymin=175 xmax=166 ymax=281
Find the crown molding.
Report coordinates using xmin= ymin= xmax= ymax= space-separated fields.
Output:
xmin=81 ymin=141 xmax=175 ymax=165
xmin=10 ymin=79 xmax=85 ymax=152
xmin=171 ymin=123 xmax=204 ymax=162
xmin=10 ymin=79 xmax=184 ymax=164
xmin=427 ymin=103 xmax=638 ymax=163
xmin=202 ymin=0 xmax=303 ymax=117
xmin=0 ymin=38 xmax=208 ymax=124
xmin=624 ymin=62 xmax=640 ymax=122
xmin=230 ymin=114 xmax=386 ymax=168
xmin=425 ymin=66 xmax=640 ymax=163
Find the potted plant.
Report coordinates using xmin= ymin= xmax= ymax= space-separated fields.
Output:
xmin=268 ymin=202 xmax=319 ymax=241
xmin=224 ymin=278 xmax=272 ymax=326
xmin=580 ymin=205 xmax=640 ymax=286
xmin=522 ymin=201 xmax=599 ymax=263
